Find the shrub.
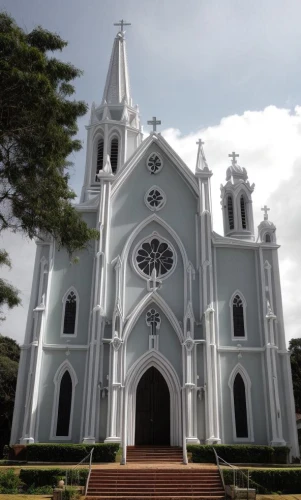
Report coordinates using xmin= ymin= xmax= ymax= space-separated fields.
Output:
xmin=187 ymin=444 xmax=289 ymax=464
xmin=62 ymin=486 xmax=80 ymax=500
xmin=223 ymin=468 xmax=301 ymax=494
xmin=26 ymin=484 xmax=54 ymax=494
xmin=0 ymin=469 xmax=21 ymax=493
xmin=20 ymin=468 xmax=88 ymax=488
xmin=26 ymin=443 xmax=120 ymax=462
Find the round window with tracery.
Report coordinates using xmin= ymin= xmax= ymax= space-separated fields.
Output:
xmin=144 ymin=186 xmax=166 ymax=211
xmin=134 ymin=236 xmax=175 ymax=279
xmin=146 ymin=152 xmax=163 ymax=174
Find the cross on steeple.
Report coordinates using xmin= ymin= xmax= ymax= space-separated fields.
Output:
xmin=196 ymin=139 xmax=205 ymax=147
xmin=228 ymin=151 xmax=239 ymax=164
xmin=261 ymin=205 xmax=270 ymax=220
xmin=114 ymin=19 xmax=131 ymax=33
xmin=147 ymin=116 xmax=161 ymax=132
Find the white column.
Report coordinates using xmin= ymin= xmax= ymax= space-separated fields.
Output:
xmin=82 ymin=175 xmax=113 ymax=443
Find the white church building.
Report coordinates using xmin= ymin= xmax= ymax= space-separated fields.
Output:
xmin=11 ymin=22 xmax=299 ymax=459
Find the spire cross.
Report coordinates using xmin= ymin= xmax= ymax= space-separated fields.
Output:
xmin=261 ymin=205 xmax=270 ymax=220
xmin=113 ymin=19 xmax=131 ymax=32
xmin=147 ymin=116 xmax=161 ymax=132
xmin=228 ymin=151 xmax=239 ymax=164
xmin=196 ymin=138 xmax=205 ymax=147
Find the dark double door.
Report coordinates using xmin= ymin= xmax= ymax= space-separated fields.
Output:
xmin=135 ymin=367 xmax=170 ymax=445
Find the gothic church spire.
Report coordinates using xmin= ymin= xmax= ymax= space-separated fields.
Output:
xmin=102 ymin=21 xmax=132 ymax=106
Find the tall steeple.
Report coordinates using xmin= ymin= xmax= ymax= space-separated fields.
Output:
xmin=80 ymin=20 xmax=142 ymax=203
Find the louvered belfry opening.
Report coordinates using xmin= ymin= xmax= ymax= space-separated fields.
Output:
xmin=56 ymin=371 xmax=72 ymax=436
xmin=227 ymin=195 xmax=234 ymax=230
xmin=95 ymin=139 xmax=104 ymax=181
xmin=240 ymin=195 xmax=247 ymax=229
xmin=110 ymin=137 xmax=119 ymax=173
xmin=234 ymin=373 xmax=248 ymax=438
xmin=265 ymin=233 xmax=271 ymax=243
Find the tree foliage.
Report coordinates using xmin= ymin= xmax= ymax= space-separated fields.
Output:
xmin=288 ymin=338 xmax=301 ymax=413
xmin=0 ymin=249 xmax=20 ymax=321
xmin=0 ymin=12 xmax=98 ymax=254
xmin=0 ymin=336 xmax=20 ymax=455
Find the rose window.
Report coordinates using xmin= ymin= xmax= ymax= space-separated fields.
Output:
xmin=145 ymin=186 xmax=166 ymax=211
xmin=135 ymin=236 xmax=175 ymax=278
xmin=146 ymin=308 xmax=161 ymax=329
xmin=146 ymin=152 xmax=163 ymax=174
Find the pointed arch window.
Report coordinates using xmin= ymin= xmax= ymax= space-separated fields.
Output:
xmin=240 ymin=195 xmax=247 ymax=229
xmin=50 ymin=361 xmax=78 ymax=440
xmin=230 ymin=291 xmax=247 ymax=340
xmin=227 ymin=195 xmax=234 ymax=230
xmin=61 ymin=288 xmax=79 ymax=337
xmin=229 ymin=365 xmax=254 ymax=442
xmin=95 ymin=138 xmax=104 ymax=181
xmin=110 ymin=137 xmax=119 ymax=173
xmin=56 ymin=371 xmax=72 ymax=436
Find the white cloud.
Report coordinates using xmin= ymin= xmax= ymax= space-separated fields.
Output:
xmin=2 ymin=105 xmax=301 ymax=345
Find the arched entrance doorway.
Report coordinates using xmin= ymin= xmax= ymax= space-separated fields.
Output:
xmin=135 ymin=366 xmax=170 ymax=445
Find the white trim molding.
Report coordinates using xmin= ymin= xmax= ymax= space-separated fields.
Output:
xmin=124 ymin=350 xmax=182 ymax=446
xmin=228 ymin=363 xmax=254 ymax=443
xmin=61 ymin=287 xmax=79 ymax=338
xmin=50 ymin=360 xmax=78 ymax=440
xmin=229 ymin=289 xmax=248 ymax=341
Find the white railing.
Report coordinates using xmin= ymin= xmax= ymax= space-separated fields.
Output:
xmin=85 ymin=447 xmax=94 ymax=496
xmin=65 ymin=447 xmax=94 ymax=495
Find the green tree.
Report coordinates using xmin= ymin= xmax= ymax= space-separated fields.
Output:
xmin=0 ymin=12 xmax=98 ymax=317
xmin=289 ymin=338 xmax=301 ymax=413
xmin=0 ymin=336 xmax=20 ymax=455
xmin=0 ymin=250 xmax=20 ymax=321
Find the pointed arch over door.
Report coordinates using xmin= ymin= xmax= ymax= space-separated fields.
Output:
xmin=228 ymin=364 xmax=254 ymax=442
xmin=50 ymin=361 xmax=78 ymax=440
xmin=124 ymin=350 xmax=181 ymax=446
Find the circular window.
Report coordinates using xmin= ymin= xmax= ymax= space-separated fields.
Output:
xmin=146 ymin=152 xmax=163 ymax=174
xmin=134 ymin=235 xmax=176 ymax=279
xmin=144 ymin=186 xmax=166 ymax=211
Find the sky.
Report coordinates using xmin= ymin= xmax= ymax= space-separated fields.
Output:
xmin=1 ymin=0 xmax=301 ymax=345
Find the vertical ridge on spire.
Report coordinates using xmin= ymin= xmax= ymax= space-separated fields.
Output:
xmin=102 ymin=30 xmax=131 ymax=105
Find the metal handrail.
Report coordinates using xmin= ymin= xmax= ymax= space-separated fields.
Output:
xmin=85 ymin=447 xmax=94 ymax=496
xmin=212 ymin=447 xmax=226 ymax=491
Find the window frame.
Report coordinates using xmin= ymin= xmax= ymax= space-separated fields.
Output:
xmin=61 ymin=287 xmax=79 ymax=338
xmin=229 ymin=290 xmax=248 ymax=341
xmin=228 ymin=364 xmax=254 ymax=442
xmin=50 ymin=360 xmax=78 ymax=440
xmin=132 ymin=232 xmax=177 ymax=281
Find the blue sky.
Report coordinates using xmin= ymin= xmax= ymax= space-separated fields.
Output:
xmin=2 ymin=0 xmax=301 ymax=343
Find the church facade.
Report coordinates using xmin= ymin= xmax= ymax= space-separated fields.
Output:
xmin=11 ymin=24 xmax=299 ymax=460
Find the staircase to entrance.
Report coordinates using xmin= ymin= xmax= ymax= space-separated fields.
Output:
xmin=127 ymin=446 xmax=182 ymax=463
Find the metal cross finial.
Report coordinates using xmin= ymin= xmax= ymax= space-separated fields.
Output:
xmin=228 ymin=151 xmax=239 ymax=164
xmin=261 ymin=205 xmax=270 ymax=220
xmin=196 ymin=139 xmax=205 ymax=147
xmin=114 ymin=19 xmax=131 ymax=32
xmin=147 ymin=116 xmax=161 ymax=132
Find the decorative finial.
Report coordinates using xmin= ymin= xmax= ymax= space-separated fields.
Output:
xmin=196 ymin=138 xmax=205 ymax=147
xmin=114 ymin=19 xmax=131 ymax=33
xmin=147 ymin=116 xmax=161 ymax=133
xmin=261 ymin=205 xmax=270 ymax=221
xmin=195 ymin=138 xmax=209 ymax=172
xmin=228 ymin=151 xmax=239 ymax=165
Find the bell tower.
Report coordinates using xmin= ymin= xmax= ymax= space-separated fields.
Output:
xmin=220 ymin=152 xmax=255 ymax=240
xmin=81 ymin=20 xmax=142 ymax=202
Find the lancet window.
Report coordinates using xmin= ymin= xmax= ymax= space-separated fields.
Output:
xmin=233 ymin=373 xmax=248 ymax=438
xmin=110 ymin=137 xmax=119 ymax=173
xmin=56 ymin=371 xmax=72 ymax=437
xmin=227 ymin=195 xmax=234 ymax=230
xmin=240 ymin=195 xmax=247 ymax=229
xmin=232 ymin=294 xmax=246 ymax=338
xmin=62 ymin=290 xmax=78 ymax=336
xmin=95 ymin=138 xmax=104 ymax=181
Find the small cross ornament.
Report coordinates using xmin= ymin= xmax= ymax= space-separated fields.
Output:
xmin=147 ymin=116 xmax=161 ymax=132
xmin=114 ymin=19 xmax=131 ymax=32
xmin=228 ymin=151 xmax=239 ymax=164
xmin=196 ymin=139 xmax=205 ymax=147
xmin=261 ymin=205 xmax=270 ymax=220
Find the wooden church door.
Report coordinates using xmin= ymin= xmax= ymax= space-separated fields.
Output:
xmin=135 ymin=367 xmax=170 ymax=445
